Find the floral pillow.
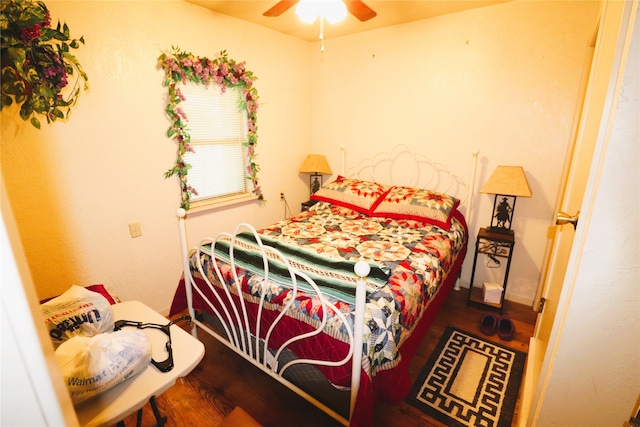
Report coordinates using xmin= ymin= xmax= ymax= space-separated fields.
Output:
xmin=311 ymin=176 xmax=390 ymax=215
xmin=371 ymin=185 xmax=460 ymax=230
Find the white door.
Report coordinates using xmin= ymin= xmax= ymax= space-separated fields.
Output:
xmin=530 ymin=30 xmax=598 ymax=377
xmin=519 ymin=1 xmax=636 ymax=424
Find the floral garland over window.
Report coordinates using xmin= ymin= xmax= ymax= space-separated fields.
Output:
xmin=158 ymin=47 xmax=262 ymax=210
xmin=0 ymin=0 xmax=89 ymax=128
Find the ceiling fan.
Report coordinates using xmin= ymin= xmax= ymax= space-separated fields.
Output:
xmin=263 ymin=0 xmax=377 ymax=22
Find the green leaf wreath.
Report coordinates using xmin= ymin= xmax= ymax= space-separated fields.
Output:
xmin=158 ymin=47 xmax=262 ymax=210
xmin=0 ymin=0 xmax=89 ymax=128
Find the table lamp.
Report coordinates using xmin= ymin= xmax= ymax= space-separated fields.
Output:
xmin=299 ymin=154 xmax=332 ymax=196
xmin=480 ymin=166 xmax=532 ymax=235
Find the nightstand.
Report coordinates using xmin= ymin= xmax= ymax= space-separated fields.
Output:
xmin=301 ymin=199 xmax=318 ymax=212
xmin=466 ymin=227 xmax=515 ymax=313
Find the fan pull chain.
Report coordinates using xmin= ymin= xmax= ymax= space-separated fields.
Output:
xmin=319 ymin=17 xmax=325 ymax=52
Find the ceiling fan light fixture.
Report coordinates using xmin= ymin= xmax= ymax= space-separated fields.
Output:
xmin=296 ymin=0 xmax=348 ymax=25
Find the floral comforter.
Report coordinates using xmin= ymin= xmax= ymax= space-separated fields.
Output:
xmin=188 ymin=201 xmax=467 ymax=378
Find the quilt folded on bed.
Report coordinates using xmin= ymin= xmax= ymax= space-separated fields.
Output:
xmin=209 ymin=232 xmax=389 ymax=304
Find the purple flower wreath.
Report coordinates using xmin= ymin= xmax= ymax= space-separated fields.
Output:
xmin=158 ymin=47 xmax=262 ymax=210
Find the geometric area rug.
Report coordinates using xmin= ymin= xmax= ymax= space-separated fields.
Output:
xmin=406 ymin=326 xmax=527 ymax=427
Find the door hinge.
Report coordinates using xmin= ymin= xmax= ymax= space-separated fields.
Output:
xmin=537 ymin=297 xmax=547 ymax=313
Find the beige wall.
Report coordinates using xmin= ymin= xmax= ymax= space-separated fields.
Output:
xmin=1 ymin=0 xmax=600 ymax=313
xmin=311 ymin=1 xmax=601 ymax=303
xmin=1 ymin=1 xmax=312 ymax=311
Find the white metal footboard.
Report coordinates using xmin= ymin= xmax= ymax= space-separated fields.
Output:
xmin=177 ymin=209 xmax=368 ymax=426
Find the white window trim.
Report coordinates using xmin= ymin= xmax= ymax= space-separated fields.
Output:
xmin=187 ymin=193 xmax=259 ymax=213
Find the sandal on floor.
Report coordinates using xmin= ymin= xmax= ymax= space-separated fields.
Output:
xmin=480 ymin=313 xmax=498 ymax=336
xmin=498 ymin=316 xmax=515 ymax=341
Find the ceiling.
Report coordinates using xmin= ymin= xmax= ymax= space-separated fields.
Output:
xmin=185 ymin=1 xmax=511 ymax=42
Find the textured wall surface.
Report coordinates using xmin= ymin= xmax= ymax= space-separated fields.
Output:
xmin=311 ymin=1 xmax=600 ymax=304
xmin=2 ymin=1 xmax=600 ymax=313
xmin=1 ymin=1 xmax=312 ymax=311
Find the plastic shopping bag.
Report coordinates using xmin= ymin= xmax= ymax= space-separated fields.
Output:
xmin=55 ymin=330 xmax=151 ymax=404
xmin=41 ymin=285 xmax=115 ymax=348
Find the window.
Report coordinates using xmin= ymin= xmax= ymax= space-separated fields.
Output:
xmin=159 ymin=48 xmax=261 ymax=211
xmin=180 ymin=82 xmax=250 ymax=207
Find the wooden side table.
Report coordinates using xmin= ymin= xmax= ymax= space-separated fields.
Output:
xmin=74 ymin=301 xmax=205 ymax=427
xmin=466 ymin=228 xmax=515 ymax=313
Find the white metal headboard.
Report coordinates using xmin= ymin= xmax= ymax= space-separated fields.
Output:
xmin=340 ymin=144 xmax=479 ymax=218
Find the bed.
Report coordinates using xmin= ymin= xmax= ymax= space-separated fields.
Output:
xmin=170 ymin=145 xmax=479 ymax=426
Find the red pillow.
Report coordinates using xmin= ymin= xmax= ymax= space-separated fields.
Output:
xmin=85 ymin=284 xmax=118 ymax=305
xmin=311 ymin=176 xmax=390 ymax=215
xmin=39 ymin=284 xmax=118 ymax=305
xmin=371 ymin=185 xmax=460 ymax=230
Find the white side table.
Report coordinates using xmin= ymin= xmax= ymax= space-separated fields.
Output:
xmin=74 ymin=301 xmax=205 ymax=427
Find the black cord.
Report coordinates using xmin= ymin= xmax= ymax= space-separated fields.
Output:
xmin=486 ymin=254 xmax=501 ymax=268
xmin=480 ymin=241 xmax=501 ymax=268
xmin=281 ymin=194 xmax=293 ymax=219
xmin=167 ymin=315 xmax=192 ymax=327
xmin=113 ymin=315 xmax=192 ymax=372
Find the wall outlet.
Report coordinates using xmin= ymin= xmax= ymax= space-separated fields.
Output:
xmin=129 ymin=222 xmax=142 ymax=238
xmin=280 ymin=192 xmax=285 ymax=201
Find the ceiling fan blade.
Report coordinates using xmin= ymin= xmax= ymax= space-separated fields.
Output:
xmin=346 ymin=0 xmax=377 ymax=21
xmin=263 ymin=1 xmax=299 ymax=17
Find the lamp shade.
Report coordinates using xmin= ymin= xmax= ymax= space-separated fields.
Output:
xmin=299 ymin=154 xmax=332 ymax=175
xmin=480 ymin=166 xmax=532 ymax=197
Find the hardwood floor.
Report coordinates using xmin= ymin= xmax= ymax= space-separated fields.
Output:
xmin=117 ymin=290 xmax=537 ymax=427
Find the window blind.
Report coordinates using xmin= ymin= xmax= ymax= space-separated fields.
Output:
xmin=180 ymin=82 xmax=248 ymax=202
